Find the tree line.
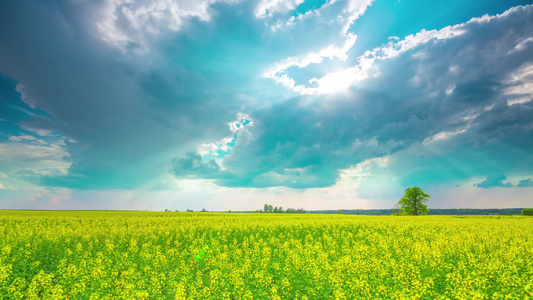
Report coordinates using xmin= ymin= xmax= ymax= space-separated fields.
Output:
xmin=311 ymin=208 xmax=525 ymax=215
xmin=256 ymin=204 xmax=306 ymax=214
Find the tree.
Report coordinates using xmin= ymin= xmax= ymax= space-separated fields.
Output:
xmin=398 ymin=187 xmax=430 ymax=215
xmin=522 ymin=208 xmax=533 ymax=216
xmin=273 ymin=207 xmax=279 ymax=213
xmin=264 ymin=204 xmax=273 ymax=213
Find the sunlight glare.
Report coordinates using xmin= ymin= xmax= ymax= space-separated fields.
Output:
xmin=312 ymin=67 xmax=361 ymax=94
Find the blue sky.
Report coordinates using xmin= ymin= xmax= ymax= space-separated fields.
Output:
xmin=0 ymin=0 xmax=532 ymax=210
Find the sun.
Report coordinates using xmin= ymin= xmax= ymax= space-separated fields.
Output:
xmin=312 ymin=67 xmax=364 ymax=94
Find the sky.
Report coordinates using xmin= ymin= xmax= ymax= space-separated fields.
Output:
xmin=0 ymin=0 xmax=532 ymax=211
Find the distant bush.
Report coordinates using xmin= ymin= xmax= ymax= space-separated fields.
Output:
xmin=391 ymin=212 xmax=406 ymax=216
xmin=522 ymin=208 xmax=533 ymax=216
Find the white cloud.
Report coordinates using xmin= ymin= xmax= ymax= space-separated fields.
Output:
xmin=264 ymin=33 xmax=357 ymax=94
xmin=340 ymin=155 xmax=391 ymax=179
xmin=266 ymin=0 xmax=375 ymax=35
xmin=197 ymin=113 xmax=253 ymax=160
xmin=505 ymin=63 xmax=533 ymax=105
xmin=20 ymin=126 xmax=55 ymax=137
xmin=8 ymin=135 xmax=36 ymax=142
xmin=0 ymin=133 xmax=71 ymax=184
xmin=96 ymin=0 xmax=240 ymax=51
xmin=271 ymin=33 xmax=357 ymax=70
xmin=198 ymin=142 xmax=221 ymax=157
xmin=15 ymin=84 xmax=36 ymax=108
xmin=262 ymin=0 xmax=378 ymax=93
xmin=227 ymin=113 xmax=253 ymax=133
xmin=508 ymin=37 xmax=533 ymax=54
xmin=268 ymin=5 xmax=531 ymax=96
xmin=468 ymin=5 xmax=530 ymax=24
xmin=445 ymin=84 xmax=456 ymax=95
xmin=422 ymin=128 xmax=467 ymax=145
xmin=197 ymin=136 xmax=234 ymax=156
xmin=267 ymin=14 xmax=470 ymax=95
xmin=267 ymin=0 xmax=342 ymax=32
xmin=342 ymin=0 xmax=375 ymax=34
xmin=255 ymin=0 xmax=305 ymax=18
xmin=309 ymin=66 xmax=366 ymax=94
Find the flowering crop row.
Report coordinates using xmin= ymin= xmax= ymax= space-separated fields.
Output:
xmin=0 ymin=211 xmax=532 ymax=299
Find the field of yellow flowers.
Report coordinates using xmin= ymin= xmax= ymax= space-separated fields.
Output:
xmin=0 ymin=210 xmax=532 ymax=299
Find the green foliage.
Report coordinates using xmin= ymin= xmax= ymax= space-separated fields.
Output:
xmin=285 ymin=208 xmax=306 ymax=214
xmin=522 ymin=208 xmax=533 ymax=216
xmin=263 ymin=204 xmax=273 ymax=213
xmin=261 ymin=204 xmax=291 ymax=213
xmin=391 ymin=212 xmax=406 ymax=216
xmin=399 ymin=186 xmax=430 ymax=216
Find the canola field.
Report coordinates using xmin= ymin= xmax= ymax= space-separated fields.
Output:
xmin=0 ymin=211 xmax=532 ymax=299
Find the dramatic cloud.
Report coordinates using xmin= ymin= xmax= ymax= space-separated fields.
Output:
xmin=1 ymin=1 xmax=532 ymax=210
xmin=0 ymin=0 xmax=252 ymax=190
xmin=208 ymin=5 xmax=533 ymax=193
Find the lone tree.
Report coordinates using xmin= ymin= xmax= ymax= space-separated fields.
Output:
xmin=522 ymin=208 xmax=533 ymax=216
xmin=398 ymin=186 xmax=430 ymax=215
